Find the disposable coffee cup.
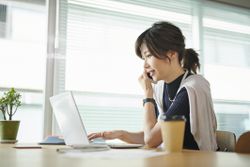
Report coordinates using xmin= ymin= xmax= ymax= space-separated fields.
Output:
xmin=160 ymin=115 xmax=186 ymax=153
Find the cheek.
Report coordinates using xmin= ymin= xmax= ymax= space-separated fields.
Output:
xmin=155 ymin=61 xmax=170 ymax=76
xmin=149 ymin=58 xmax=159 ymax=67
xmin=151 ymin=59 xmax=165 ymax=69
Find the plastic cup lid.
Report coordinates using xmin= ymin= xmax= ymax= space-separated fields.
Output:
xmin=160 ymin=115 xmax=186 ymax=121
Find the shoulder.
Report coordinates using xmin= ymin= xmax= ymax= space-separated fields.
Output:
xmin=182 ymin=74 xmax=210 ymax=89
xmin=180 ymin=74 xmax=212 ymax=97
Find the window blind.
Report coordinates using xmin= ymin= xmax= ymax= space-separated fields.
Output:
xmin=202 ymin=1 xmax=250 ymax=101
xmin=202 ymin=1 xmax=250 ymax=136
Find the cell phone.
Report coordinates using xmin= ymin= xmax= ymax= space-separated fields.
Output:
xmin=147 ymin=73 xmax=157 ymax=84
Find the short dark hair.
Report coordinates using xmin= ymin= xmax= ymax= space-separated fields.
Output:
xmin=135 ymin=21 xmax=200 ymax=74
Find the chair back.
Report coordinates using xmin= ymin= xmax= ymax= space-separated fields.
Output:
xmin=216 ymin=130 xmax=236 ymax=152
xmin=235 ymin=131 xmax=250 ymax=153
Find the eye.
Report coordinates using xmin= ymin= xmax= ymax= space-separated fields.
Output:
xmin=142 ymin=53 xmax=153 ymax=60
xmin=144 ymin=54 xmax=152 ymax=59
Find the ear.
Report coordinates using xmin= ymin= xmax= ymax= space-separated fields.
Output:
xmin=165 ymin=51 xmax=178 ymax=61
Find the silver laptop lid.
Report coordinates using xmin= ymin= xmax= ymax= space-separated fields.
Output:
xmin=49 ymin=91 xmax=89 ymax=146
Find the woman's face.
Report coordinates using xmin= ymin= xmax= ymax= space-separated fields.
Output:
xmin=140 ymin=43 xmax=171 ymax=82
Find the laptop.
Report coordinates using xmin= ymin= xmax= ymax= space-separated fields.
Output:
xmin=49 ymin=91 xmax=143 ymax=149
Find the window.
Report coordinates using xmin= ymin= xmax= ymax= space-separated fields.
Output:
xmin=0 ymin=1 xmax=46 ymax=142
xmin=203 ymin=1 xmax=250 ymax=137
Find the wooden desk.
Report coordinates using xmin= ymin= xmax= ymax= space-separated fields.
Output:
xmin=1 ymin=144 xmax=250 ymax=167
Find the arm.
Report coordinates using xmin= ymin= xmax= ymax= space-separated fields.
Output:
xmin=138 ymin=72 xmax=163 ymax=147
xmin=88 ymin=130 xmax=144 ymax=144
xmin=143 ymin=101 xmax=162 ymax=147
xmin=118 ymin=130 xmax=144 ymax=144
xmin=88 ymin=72 xmax=157 ymax=145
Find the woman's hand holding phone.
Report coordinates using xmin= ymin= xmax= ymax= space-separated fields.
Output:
xmin=138 ymin=72 xmax=154 ymax=98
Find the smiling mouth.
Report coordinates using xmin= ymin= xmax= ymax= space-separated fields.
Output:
xmin=147 ymin=71 xmax=158 ymax=84
xmin=148 ymin=71 xmax=155 ymax=77
xmin=146 ymin=70 xmax=155 ymax=79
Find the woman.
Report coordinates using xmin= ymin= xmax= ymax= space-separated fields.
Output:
xmin=88 ymin=21 xmax=217 ymax=151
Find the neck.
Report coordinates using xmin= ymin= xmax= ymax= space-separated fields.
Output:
xmin=164 ymin=67 xmax=185 ymax=84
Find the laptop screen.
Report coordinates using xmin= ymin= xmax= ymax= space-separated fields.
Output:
xmin=50 ymin=91 xmax=90 ymax=146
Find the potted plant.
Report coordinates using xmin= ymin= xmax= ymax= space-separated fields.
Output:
xmin=0 ymin=88 xmax=21 ymax=143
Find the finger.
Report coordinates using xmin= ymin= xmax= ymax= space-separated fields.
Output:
xmin=87 ymin=133 xmax=96 ymax=138
xmin=87 ymin=134 xmax=96 ymax=140
xmin=87 ymin=133 xmax=94 ymax=138
xmin=88 ymin=133 xmax=99 ymax=140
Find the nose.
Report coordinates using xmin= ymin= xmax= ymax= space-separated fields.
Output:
xmin=143 ymin=59 xmax=149 ymax=69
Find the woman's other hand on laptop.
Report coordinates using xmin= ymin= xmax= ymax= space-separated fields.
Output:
xmin=88 ymin=130 xmax=123 ymax=141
